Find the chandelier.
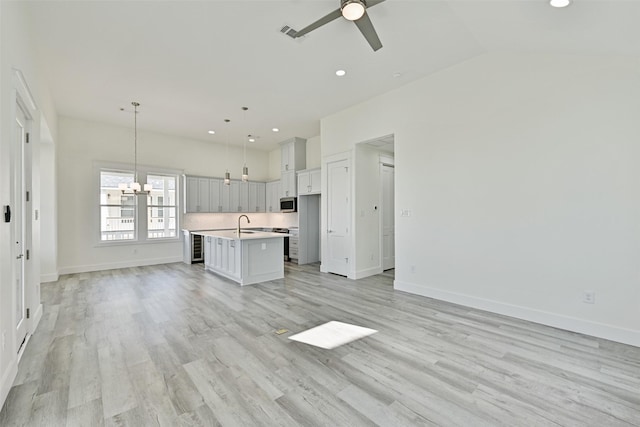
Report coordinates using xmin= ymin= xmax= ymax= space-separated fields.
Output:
xmin=119 ymin=101 xmax=151 ymax=195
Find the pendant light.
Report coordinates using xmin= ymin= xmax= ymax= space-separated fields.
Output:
xmin=224 ymin=118 xmax=231 ymax=185
xmin=241 ymin=106 xmax=249 ymax=182
xmin=119 ymin=101 xmax=151 ymax=195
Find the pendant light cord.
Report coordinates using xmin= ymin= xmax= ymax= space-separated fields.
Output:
xmin=132 ymin=101 xmax=139 ymax=183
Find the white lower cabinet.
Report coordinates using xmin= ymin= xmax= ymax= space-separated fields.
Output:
xmin=206 ymin=236 xmax=241 ymax=281
xmin=202 ymin=232 xmax=285 ymax=286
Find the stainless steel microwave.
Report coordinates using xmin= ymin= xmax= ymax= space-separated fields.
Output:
xmin=280 ymin=197 xmax=297 ymax=213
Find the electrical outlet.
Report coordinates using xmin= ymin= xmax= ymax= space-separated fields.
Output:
xmin=583 ymin=290 xmax=595 ymax=304
xmin=401 ymin=209 xmax=411 ymax=217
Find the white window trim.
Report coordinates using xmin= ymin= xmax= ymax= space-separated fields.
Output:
xmin=94 ymin=161 xmax=183 ymax=247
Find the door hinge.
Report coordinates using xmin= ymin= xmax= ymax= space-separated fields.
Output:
xmin=26 ymin=249 xmax=30 ymax=260
xmin=26 ymin=308 xmax=30 ymax=319
xmin=26 ymin=191 xmax=30 ymax=202
xmin=26 ymin=133 xmax=30 ymax=143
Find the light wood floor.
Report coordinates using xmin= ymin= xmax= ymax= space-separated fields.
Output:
xmin=1 ymin=262 xmax=639 ymax=426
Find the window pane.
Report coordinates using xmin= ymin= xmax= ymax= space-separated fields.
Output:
xmin=147 ymin=174 xmax=177 ymax=239
xmin=100 ymin=206 xmax=135 ymax=241
xmin=100 ymin=171 xmax=135 ymax=241
xmin=148 ymin=206 xmax=176 ymax=239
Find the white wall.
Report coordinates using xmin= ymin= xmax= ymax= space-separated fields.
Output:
xmin=354 ymin=144 xmax=383 ymax=278
xmin=57 ymin=116 xmax=270 ymax=274
xmin=0 ymin=0 xmax=58 ymax=410
xmin=306 ymin=135 xmax=321 ymax=169
xmin=321 ymin=53 xmax=640 ymax=347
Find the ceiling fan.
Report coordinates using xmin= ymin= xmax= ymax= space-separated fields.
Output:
xmin=287 ymin=0 xmax=387 ymax=52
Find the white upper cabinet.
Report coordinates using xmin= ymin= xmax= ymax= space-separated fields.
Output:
xmin=210 ymin=178 xmax=223 ymax=212
xmin=279 ymin=138 xmax=306 ymax=198
xmin=249 ymin=182 xmax=266 ymax=212
xmin=297 ymin=168 xmax=321 ymax=195
xmin=281 ymin=170 xmax=296 ymax=198
xmin=185 ymin=176 xmax=211 ymax=213
xmin=185 ymin=175 xmax=268 ymax=213
xmin=266 ymin=181 xmax=281 ymax=213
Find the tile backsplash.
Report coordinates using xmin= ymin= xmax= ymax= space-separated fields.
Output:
xmin=183 ymin=212 xmax=299 ymax=231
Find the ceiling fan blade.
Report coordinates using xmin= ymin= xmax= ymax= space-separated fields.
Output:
xmin=294 ymin=8 xmax=343 ymax=38
xmin=354 ymin=12 xmax=382 ymax=51
xmin=366 ymin=0 xmax=387 ymax=8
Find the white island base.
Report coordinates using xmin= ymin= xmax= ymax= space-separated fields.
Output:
xmin=199 ymin=231 xmax=285 ymax=286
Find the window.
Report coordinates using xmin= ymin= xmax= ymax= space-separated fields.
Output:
xmin=147 ymin=175 xmax=177 ymax=239
xmin=98 ymin=166 xmax=180 ymax=244
xmin=100 ymin=170 xmax=136 ymax=241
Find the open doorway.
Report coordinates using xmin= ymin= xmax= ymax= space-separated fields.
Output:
xmin=352 ymin=135 xmax=394 ymax=279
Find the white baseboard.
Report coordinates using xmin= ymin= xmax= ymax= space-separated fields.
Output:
xmin=58 ymin=256 xmax=183 ymax=275
xmin=394 ymin=280 xmax=640 ymax=348
xmin=40 ymin=272 xmax=59 ymax=283
xmin=0 ymin=357 xmax=18 ymax=413
xmin=354 ymin=266 xmax=383 ymax=280
xmin=31 ymin=303 xmax=43 ymax=332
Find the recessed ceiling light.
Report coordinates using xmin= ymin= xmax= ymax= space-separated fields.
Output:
xmin=207 ymin=130 xmax=215 ymax=134
xmin=549 ymin=0 xmax=571 ymax=7
xmin=248 ymin=138 xmax=256 ymax=143
xmin=272 ymin=128 xmax=279 ymax=132
xmin=336 ymin=69 xmax=346 ymax=77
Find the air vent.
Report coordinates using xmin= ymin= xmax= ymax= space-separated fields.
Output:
xmin=280 ymin=25 xmax=298 ymax=38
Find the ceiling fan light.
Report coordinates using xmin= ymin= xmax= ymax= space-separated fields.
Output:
xmin=341 ymin=0 xmax=365 ymax=21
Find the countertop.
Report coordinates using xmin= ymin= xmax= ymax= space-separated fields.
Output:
xmin=191 ymin=230 xmax=290 ymax=240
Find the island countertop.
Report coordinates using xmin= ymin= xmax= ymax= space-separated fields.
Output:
xmin=192 ymin=230 xmax=289 ymax=240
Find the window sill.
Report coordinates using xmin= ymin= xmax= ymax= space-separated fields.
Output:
xmin=95 ymin=237 xmax=180 ymax=248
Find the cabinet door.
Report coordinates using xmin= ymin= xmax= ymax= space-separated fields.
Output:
xmin=256 ymin=182 xmax=266 ymax=212
xmin=239 ymin=182 xmax=250 ymax=212
xmin=249 ymin=182 xmax=266 ymax=212
xmin=281 ymin=142 xmax=293 ymax=171
xmin=227 ymin=240 xmax=240 ymax=278
xmin=220 ymin=182 xmax=231 ymax=212
xmin=266 ymin=181 xmax=280 ymax=212
xmin=214 ymin=238 xmax=223 ymax=269
xmin=185 ymin=177 xmax=199 ymax=213
xmin=281 ymin=170 xmax=295 ymax=198
xmin=310 ymin=169 xmax=321 ymax=194
xmin=210 ymin=178 xmax=223 ymax=212
xmin=297 ymin=172 xmax=311 ymax=195
xmin=229 ymin=181 xmax=241 ymax=212
xmin=197 ymin=178 xmax=211 ymax=212
xmin=204 ymin=236 xmax=212 ymax=267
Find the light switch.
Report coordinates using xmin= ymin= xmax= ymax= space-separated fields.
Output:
xmin=401 ymin=209 xmax=411 ymax=217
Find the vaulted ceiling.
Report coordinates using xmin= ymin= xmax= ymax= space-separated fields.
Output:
xmin=26 ymin=0 xmax=640 ymax=150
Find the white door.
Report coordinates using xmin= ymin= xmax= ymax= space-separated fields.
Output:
xmin=326 ymin=159 xmax=351 ymax=276
xmin=381 ymin=163 xmax=395 ymax=270
xmin=13 ymin=104 xmax=27 ymax=353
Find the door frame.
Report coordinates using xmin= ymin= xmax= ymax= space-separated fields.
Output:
xmin=379 ymin=155 xmax=395 ymax=271
xmin=11 ymin=69 xmax=42 ymax=355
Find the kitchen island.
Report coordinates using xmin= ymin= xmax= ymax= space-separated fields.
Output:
xmin=193 ymin=230 xmax=286 ymax=286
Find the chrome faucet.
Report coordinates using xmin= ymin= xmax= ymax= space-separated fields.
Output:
xmin=237 ymin=214 xmax=250 ymax=235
